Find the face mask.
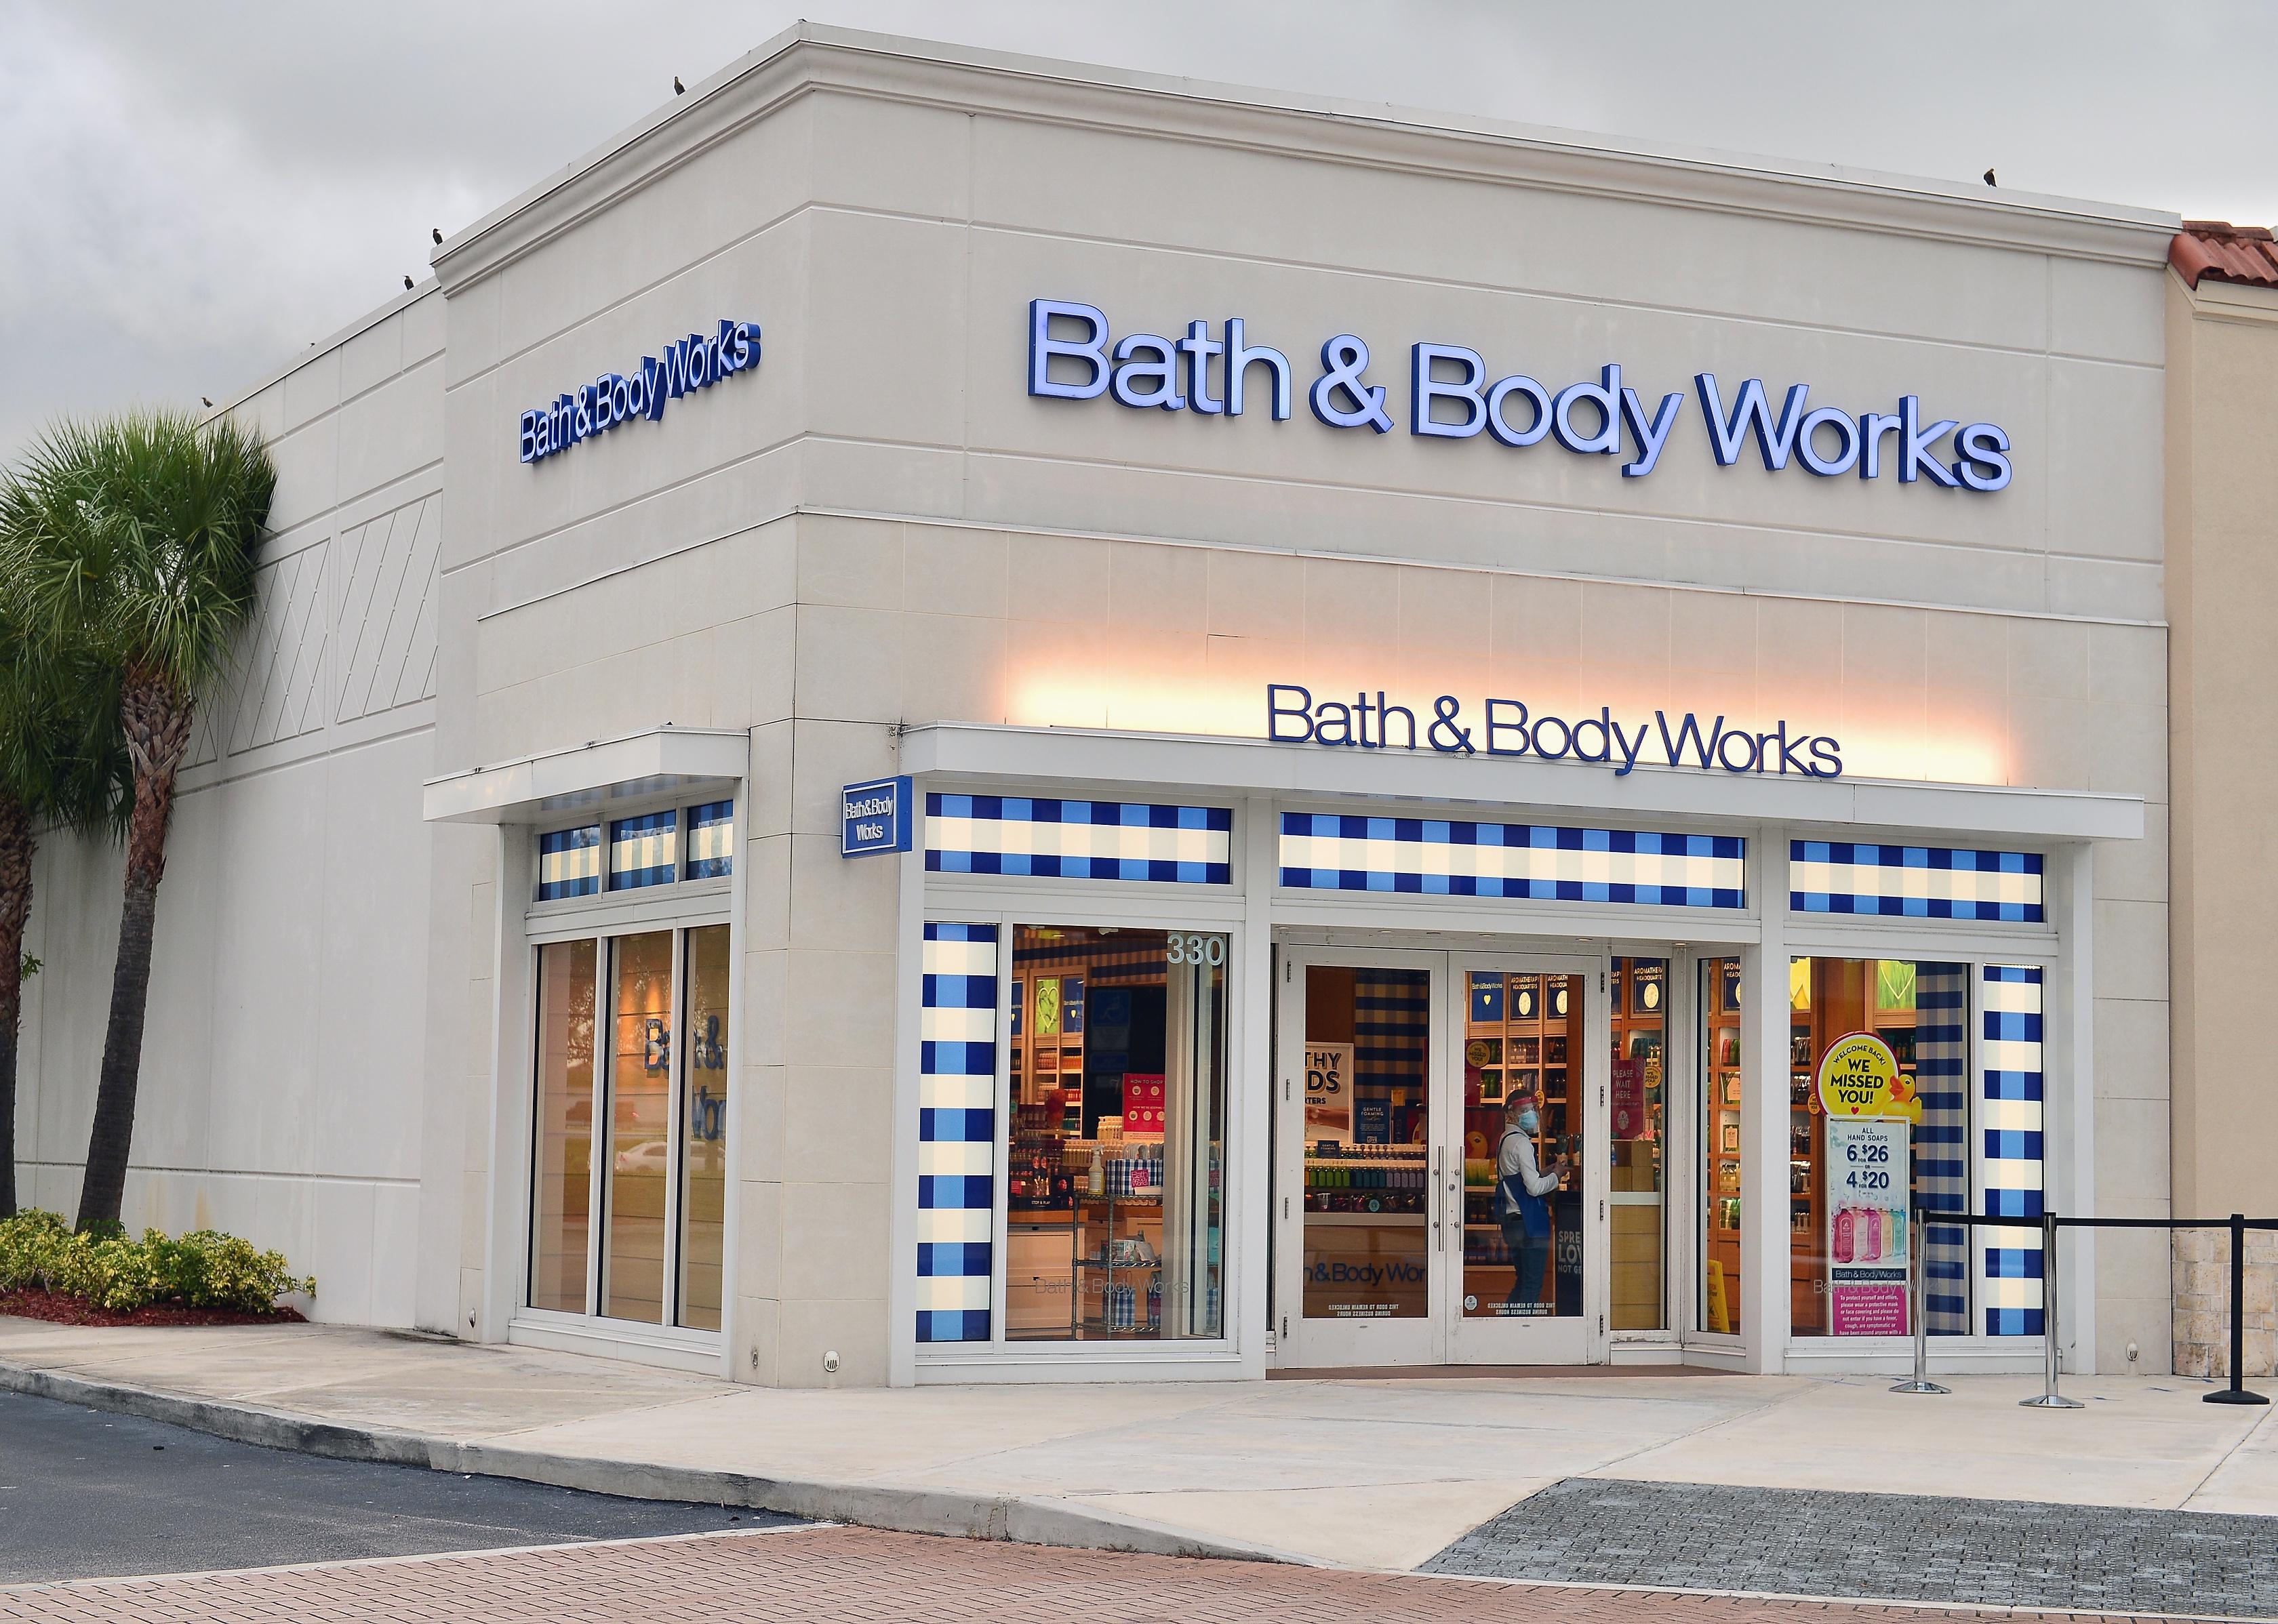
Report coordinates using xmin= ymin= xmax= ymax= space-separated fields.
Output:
xmin=1517 ymin=1108 xmax=1540 ymax=1134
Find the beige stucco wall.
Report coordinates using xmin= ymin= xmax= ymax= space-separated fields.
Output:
xmin=2165 ymin=269 xmax=2278 ymax=1376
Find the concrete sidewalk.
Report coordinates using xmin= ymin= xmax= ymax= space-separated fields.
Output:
xmin=3 ymin=1318 xmax=2273 ymax=1572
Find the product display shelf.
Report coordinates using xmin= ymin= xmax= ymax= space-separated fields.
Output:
xmin=1073 ymin=1186 xmax=1163 ymax=1336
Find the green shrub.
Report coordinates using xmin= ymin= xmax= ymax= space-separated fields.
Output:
xmin=0 ymin=1209 xmax=314 ymax=1314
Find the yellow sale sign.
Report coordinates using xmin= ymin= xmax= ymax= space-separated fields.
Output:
xmin=1814 ymin=1032 xmax=1920 ymax=1122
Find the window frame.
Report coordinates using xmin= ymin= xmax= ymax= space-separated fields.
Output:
xmin=519 ymin=793 xmax=736 ymax=1342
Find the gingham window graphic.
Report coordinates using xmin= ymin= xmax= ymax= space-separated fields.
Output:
xmin=536 ymin=825 xmax=601 ymax=901
xmin=1982 ymin=965 xmax=2045 ymax=1336
xmin=609 ymin=811 xmax=679 ymax=891
xmin=1789 ymin=843 xmax=2043 ymax=922
xmin=684 ymin=800 xmax=734 ymax=880
xmin=917 ymin=923 xmax=997 ymax=1343
xmin=1915 ymin=965 xmax=1971 ymax=1334
xmin=926 ymin=795 xmax=1232 ymax=885
xmin=1279 ymin=814 xmax=1744 ymax=908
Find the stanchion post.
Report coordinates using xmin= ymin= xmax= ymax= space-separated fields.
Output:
xmin=1893 ymin=1200 xmax=1949 ymax=1394
xmin=2021 ymin=1209 xmax=2082 ymax=1409
xmin=2205 ymin=1213 xmax=2270 ymax=1406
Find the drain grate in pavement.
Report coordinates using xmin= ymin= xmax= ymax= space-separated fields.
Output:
xmin=1422 ymin=1478 xmax=2278 ymax=1618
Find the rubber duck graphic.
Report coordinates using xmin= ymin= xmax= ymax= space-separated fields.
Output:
xmin=1887 ymin=1074 xmax=1915 ymax=1108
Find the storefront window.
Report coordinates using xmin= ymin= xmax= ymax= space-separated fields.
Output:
xmin=677 ymin=925 xmax=730 ymax=1331
xmin=1460 ymin=973 xmax=1584 ymax=1319
xmin=1700 ymin=958 xmax=1742 ymax=1335
xmin=1006 ymin=925 xmax=1226 ymax=1339
xmin=603 ymin=931 xmax=675 ymax=1322
xmin=527 ymin=798 xmax=733 ymax=1333
xmin=1610 ymin=959 xmax=1666 ymax=1331
xmin=1790 ymin=958 xmax=1972 ymax=1337
xmin=530 ymin=939 xmax=597 ymax=1314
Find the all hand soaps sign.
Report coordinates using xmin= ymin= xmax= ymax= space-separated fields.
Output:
xmin=1814 ymin=1032 xmax=1915 ymax=1336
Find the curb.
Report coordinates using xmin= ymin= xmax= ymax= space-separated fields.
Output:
xmin=0 ymin=1360 xmax=1314 ymax=1567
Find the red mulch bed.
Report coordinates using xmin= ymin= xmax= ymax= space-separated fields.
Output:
xmin=0 ymin=1287 xmax=305 ymax=1328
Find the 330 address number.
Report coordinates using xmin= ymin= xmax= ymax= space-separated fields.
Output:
xmin=1165 ymin=933 xmax=1227 ymax=967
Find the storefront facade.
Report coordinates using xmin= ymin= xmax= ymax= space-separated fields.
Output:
xmin=17 ymin=26 xmax=2181 ymax=1385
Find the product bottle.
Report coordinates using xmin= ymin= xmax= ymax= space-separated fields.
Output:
xmin=1089 ymin=1147 xmax=1104 ymax=1197
xmin=1835 ymin=1206 xmax=1856 ymax=1264
xmin=1864 ymin=1207 xmax=1883 ymax=1262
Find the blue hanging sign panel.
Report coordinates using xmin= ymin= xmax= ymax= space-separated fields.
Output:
xmin=843 ymin=776 xmax=915 ymax=857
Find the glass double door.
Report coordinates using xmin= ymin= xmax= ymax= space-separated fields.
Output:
xmin=1276 ymin=946 xmax=1609 ymax=1367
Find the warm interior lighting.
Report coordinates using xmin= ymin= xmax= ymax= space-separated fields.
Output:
xmin=1003 ymin=657 xmax=2013 ymax=788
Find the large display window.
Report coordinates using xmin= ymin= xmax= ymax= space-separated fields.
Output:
xmin=525 ymin=800 xmax=733 ymax=1335
xmin=1788 ymin=957 xmax=1971 ymax=1338
xmin=1005 ymin=924 xmax=1227 ymax=1341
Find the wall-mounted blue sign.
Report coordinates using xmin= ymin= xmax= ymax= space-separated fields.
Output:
xmin=1028 ymin=300 xmax=2010 ymax=492
xmin=518 ymin=317 xmax=761 ymax=464
xmin=842 ymin=776 xmax=915 ymax=857
xmin=1266 ymin=684 xmax=1843 ymax=779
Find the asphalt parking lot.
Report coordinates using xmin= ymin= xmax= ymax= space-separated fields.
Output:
xmin=0 ymin=1389 xmax=793 ymax=1583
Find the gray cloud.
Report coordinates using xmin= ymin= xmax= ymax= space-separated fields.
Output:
xmin=5 ymin=0 xmax=2272 ymax=464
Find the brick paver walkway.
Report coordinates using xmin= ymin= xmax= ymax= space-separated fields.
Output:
xmin=0 ymin=1526 xmax=2227 ymax=1624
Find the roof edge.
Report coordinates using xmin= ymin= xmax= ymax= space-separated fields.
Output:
xmin=433 ymin=23 xmax=2180 ymax=293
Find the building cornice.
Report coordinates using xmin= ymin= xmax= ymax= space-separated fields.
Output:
xmin=433 ymin=23 xmax=2178 ymax=295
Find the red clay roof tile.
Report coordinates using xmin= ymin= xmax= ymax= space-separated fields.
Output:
xmin=2172 ymin=220 xmax=2278 ymax=289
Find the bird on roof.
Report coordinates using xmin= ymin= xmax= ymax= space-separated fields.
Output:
xmin=673 ymin=75 xmax=685 ymax=94
xmin=403 ymin=275 xmax=415 ymax=290
xmin=1984 ymin=168 xmax=1997 ymax=187
xmin=201 ymin=396 xmax=213 ymax=408
xmin=432 ymin=226 xmax=442 ymax=245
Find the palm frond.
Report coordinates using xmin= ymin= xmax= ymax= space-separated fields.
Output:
xmin=0 ymin=409 xmax=276 ymax=702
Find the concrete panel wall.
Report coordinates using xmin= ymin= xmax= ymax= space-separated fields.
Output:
xmin=13 ymin=291 xmax=444 ymax=1327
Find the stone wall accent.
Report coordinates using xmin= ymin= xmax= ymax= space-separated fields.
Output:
xmin=2173 ymin=1226 xmax=2277 ymax=1378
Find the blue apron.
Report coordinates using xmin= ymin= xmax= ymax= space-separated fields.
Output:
xmin=1497 ymin=1129 xmax=1551 ymax=1240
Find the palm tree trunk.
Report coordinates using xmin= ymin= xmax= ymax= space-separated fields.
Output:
xmin=0 ymin=791 xmax=33 ymax=1220
xmin=75 ymin=666 xmax=192 ymax=1233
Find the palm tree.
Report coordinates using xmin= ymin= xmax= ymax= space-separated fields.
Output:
xmin=0 ymin=411 xmax=275 ymax=1231
xmin=0 ymin=618 xmax=129 ymax=1217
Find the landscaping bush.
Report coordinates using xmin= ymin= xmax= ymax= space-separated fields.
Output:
xmin=0 ymin=1209 xmax=313 ymax=1314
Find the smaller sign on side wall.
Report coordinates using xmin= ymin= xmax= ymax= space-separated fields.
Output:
xmin=841 ymin=776 xmax=915 ymax=857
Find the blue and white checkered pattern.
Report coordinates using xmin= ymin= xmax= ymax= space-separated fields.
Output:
xmin=1982 ymin=965 xmax=2045 ymax=1336
xmin=1915 ymin=965 xmax=1970 ymax=1335
xmin=927 ymin=795 xmax=1232 ymax=884
xmin=684 ymin=800 xmax=734 ymax=880
xmin=918 ymin=923 xmax=997 ymax=1343
xmin=536 ymin=825 xmax=601 ymax=901
xmin=610 ymin=811 xmax=679 ymax=891
xmin=1790 ymin=843 xmax=2043 ymax=922
xmin=1279 ymin=815 xmax=1744 ymax=908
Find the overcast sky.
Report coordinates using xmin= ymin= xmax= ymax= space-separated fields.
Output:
xmin=4 ymin=1 xmax=2271 ymax=464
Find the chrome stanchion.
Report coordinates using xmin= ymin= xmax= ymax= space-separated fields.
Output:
xmin=2020 ymin=1209 xmax=2083 ymax=1409
xmin=1892 ymin=1202 xmax=1949 ymax=1394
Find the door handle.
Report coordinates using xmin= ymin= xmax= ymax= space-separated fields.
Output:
xmin=1433 ymin=1145 xmax=1445 ymax=1250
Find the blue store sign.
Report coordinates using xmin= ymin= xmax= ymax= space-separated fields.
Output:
xmin=842 ymin=776 xmax=915 ymax=857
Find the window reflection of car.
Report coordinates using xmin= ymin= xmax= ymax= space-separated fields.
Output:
xmin=614 ymin=1139 xmax=670 ymax=1175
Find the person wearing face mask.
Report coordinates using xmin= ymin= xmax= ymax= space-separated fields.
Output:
xmin=1497 ymin=1084 xmax=1569 ymax=1313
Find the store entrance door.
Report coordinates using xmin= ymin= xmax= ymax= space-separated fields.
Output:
xmin=1275 ymin=946 xmax=1609 ymax=1370
xmin=1442 ymin=953 xmax=1606 ymax=1364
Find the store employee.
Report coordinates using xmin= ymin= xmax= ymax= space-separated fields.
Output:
xmin=1498 ymin=1086 xmax=1567 ymax=1313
